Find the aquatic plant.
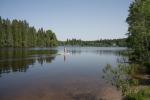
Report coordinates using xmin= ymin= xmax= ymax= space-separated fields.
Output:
xmin=125 ymin=87 xmax=150 ymax=100
xmin=103 ymin=64 xmax=138 ymax=95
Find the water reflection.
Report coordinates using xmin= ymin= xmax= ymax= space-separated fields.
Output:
xmin=65 ymin=47 xmax=127 ymax=56
xmin=0 ymin=47 xmax=127 ymax=100
xmin=64 ymin=54 xmax=66 ymax=62
xmin=0 ymin=47 xmax=127 ymax=76
xmin=68 ymin=49 xmax=82 ymax=55
xmin=0 ymin=48 xmax=58 ymax=76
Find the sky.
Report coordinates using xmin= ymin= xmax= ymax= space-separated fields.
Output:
xmin=0 ymin=0 xmax=132 ymax=41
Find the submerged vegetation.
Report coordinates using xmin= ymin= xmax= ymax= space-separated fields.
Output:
xmin=103 ymin=64 xmax=150 ymax=100
xmin=103 ymin=64 xmax=139 ymax=95
xmin=0 ymin=17 xmax=58 ymax=47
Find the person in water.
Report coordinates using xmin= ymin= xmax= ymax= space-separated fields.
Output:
xmin=64 ymin=47 xmax=67 ymax=53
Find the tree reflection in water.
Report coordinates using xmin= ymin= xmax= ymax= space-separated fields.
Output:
xmin=0 ymin=48 xmax=57 ymax=76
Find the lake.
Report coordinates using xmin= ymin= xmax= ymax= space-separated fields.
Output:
xmin=0 ymin=47 xmax=128 ymax=100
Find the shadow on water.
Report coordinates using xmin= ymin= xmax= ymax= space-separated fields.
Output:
xmin=0 ymin=48 xmax=58 ymax=76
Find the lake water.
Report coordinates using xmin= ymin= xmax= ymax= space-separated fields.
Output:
xmin=0 ymin=47 xmax=128 ymax=100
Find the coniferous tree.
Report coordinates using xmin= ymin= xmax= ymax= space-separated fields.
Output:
xmin=5 ymin=19 xmax=13 ymax=47
xmin=0 ymin=17 xmax=58 ymax=47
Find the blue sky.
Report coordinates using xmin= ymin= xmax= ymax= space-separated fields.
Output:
xmin=0 ymin=0 xmax=132 ymax=40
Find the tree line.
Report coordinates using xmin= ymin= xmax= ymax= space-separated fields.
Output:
xmin=126 ymin=0 xmax=150 ymax=63
xmin=59 ymin=38 xmax=127 ymax=47
xmin=0 ymin=17 xmax=58 ymax=47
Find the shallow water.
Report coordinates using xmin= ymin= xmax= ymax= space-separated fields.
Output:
xmin=0 ymin=46 xmax=128 ymax=100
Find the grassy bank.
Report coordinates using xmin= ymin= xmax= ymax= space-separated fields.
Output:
xmin=103 ymin=63 xmax=150 ymax=100
xmin=125 ymin=86 xmax=150 ymax=100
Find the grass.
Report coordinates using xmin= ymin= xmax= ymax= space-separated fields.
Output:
xmin=125 ymin=87 xmax=150 ymax=100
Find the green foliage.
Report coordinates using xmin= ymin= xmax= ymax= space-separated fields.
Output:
xmin=125 ymin=87 xmax=150 ymax=100
xmin=59 ymin=38 xmax=127 ymax=47
xmin=103 ymin=64 xmax=139 ymax=95
xmin=126 ymin=0 xmax=150 ymax=62
xmin=0 ymin=17 xmax=58 ymax=47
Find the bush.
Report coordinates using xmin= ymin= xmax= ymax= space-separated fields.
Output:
xmin=125 ymin=87 xmax=150 ymax=100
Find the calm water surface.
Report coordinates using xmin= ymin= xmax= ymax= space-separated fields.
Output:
xmin=0 ymin=47 xmax=128 ymax=100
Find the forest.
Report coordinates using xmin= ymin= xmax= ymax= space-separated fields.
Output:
xmin=106 ymin=0 xmax=150 ymax=99
xmin=0 ymin=17 xmax=58 ymax=47
xmin=0 ymin=16 xmax=127 ymax=48
xmin=59 ymin=38 xmax=127 ymax=47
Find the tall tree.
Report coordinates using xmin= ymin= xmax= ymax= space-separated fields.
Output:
xmin=0 ymin=17 xmax=4 ymax=47
xmin=126 ymin=0 xmax=150 ymax=61
xmin=5 ymin=19 xmax=13 ymax=47
xmin=0 ymin=17 xmax=58 ymax=47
